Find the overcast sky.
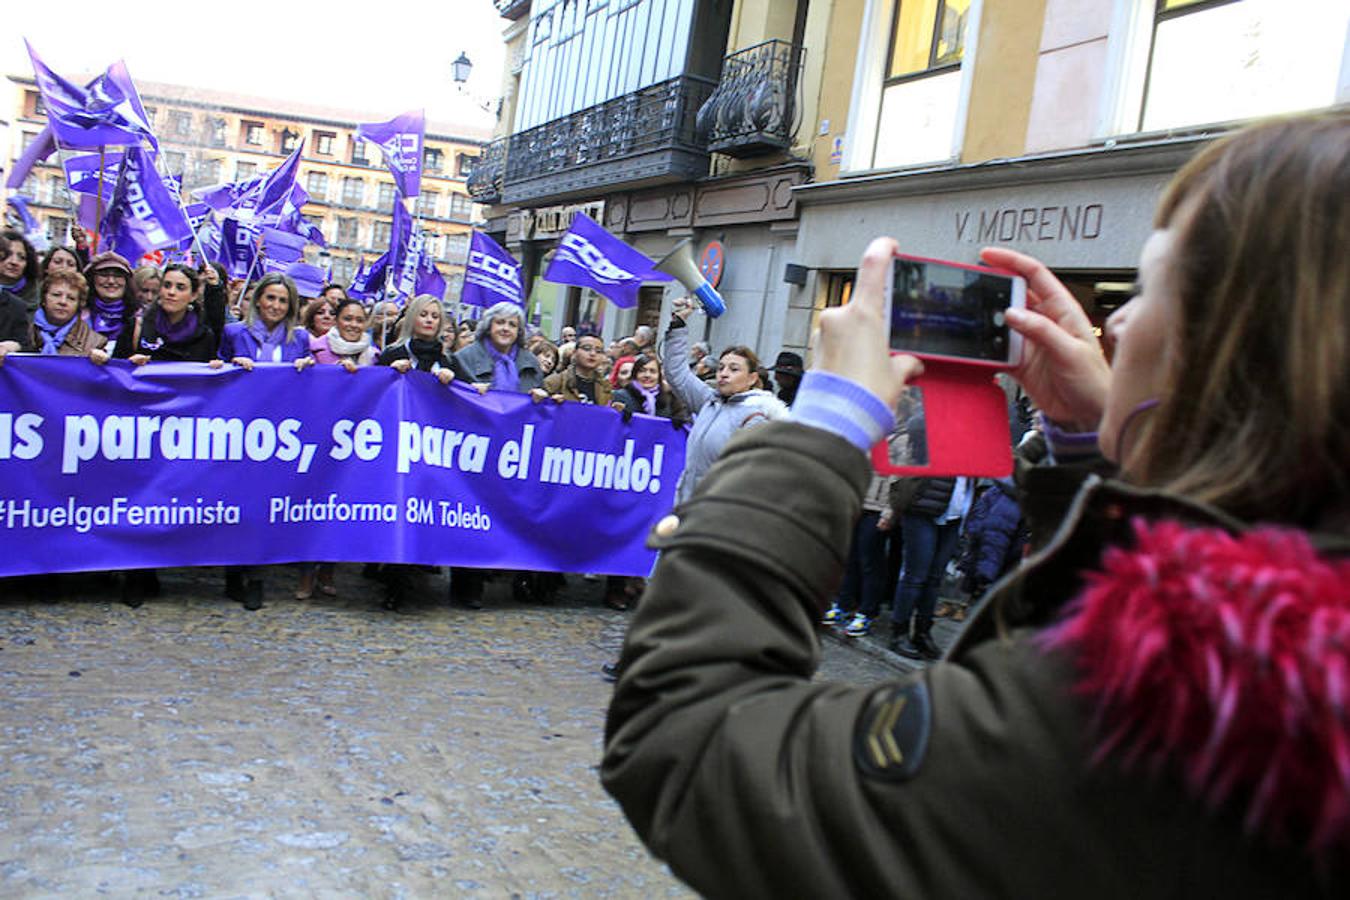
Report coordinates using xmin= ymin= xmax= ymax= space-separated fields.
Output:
xmin=4 ymin=0 xmax=508 ymax=131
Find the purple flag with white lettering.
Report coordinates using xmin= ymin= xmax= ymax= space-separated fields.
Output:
xmin=25 ymin=42 xmax=157 ymax=151
xmin=5 ymin=127 xmax=58 ymax=190
xmin=65 ymin=151 xmax=124 ymax=199
xmin=348 ymin=252 xmax=389 ymax=302
xmin=197 ymin=144 xmax=303 ymax=220
xmin=355 ymin=110 xmax=424 ymax=198
xmin=98 ymin=147 xmax=192 ymax=262
xmin=543 ymin=213 xmax=671 ymax=308
xmin=220 ymin=218 xmax=262 ymax=279
xmin=461 ymin=230 xmax=524 ymax=308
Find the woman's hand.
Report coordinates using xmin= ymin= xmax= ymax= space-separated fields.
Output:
xmin=473 ymin=382 xmax=492 ymax=395
xmin=231 ymin=356 xmax=255 ymax=371
xmin=814 ymin=238 xmax=924 ymax=409
xmin=611 ymin=401 xmax=627 ymax=413
xmin=88 ymin=348 xmax=110 ymax=366
xmin=341 ymin=360 xmax=359 ymax=374
xmin=671 ymin=295 xmax=696 ymax=324
xmin=129 ymin=353 xmax=150 ymax=366
xmin=436 ymin=368 xmax=454 ymax=386
xmin=979 ymin=248 xmax=1111 ymax=431
xmin=0 ymin=341 xmax=17 ymax=366
xmin=391 ymin=359 xmax=412 ymax=374
xmin=207 ymin=358 xmax=224 ymax=369
xmin=201 ymin=265 xmax=220 ymax=287
xmin=529 ymin=388 xmax=550 ymax=403
xmin=294 ymin=357 xmax=315 ymax=372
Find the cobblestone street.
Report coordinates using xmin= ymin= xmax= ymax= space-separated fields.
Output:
xmin=0 ymin=566 xmax=904 ymax=897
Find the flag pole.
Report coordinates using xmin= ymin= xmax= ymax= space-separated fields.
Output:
xmin=95 ymin=145 xmax=106 ymax=234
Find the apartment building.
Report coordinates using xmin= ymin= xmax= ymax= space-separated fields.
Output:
xmin=4 ymin=76 xmax=490 ymax=299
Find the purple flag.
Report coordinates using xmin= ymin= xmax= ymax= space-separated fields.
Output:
xmin=543 ymin=213 xmax=671 ymax=308
xmin=5 ymin=127 xmax=58 ymax=190
xmin=260 ymin=227 xmax=308 ymax=264
xmin=98 ymin=147 xmax=192 ymax=262
xmin=220 ymin=218 xmax=263 ymax=279
xmin=348 ymin=252 xmax=389 ymax=302
xmin=197 ymin=143 xmax=304 ymax=220
xmin=284 ymin=262 xmax=327 ymax=297
xmin=355 ymin=110 xmax=424 ymax=198
xmin=388 ymin=203 xmax=420 ymax=303
xmin=25 ymin=42 xmax=157 ymax=150
xmin=5 ymin=196 xmax=48 ymax=251
xmin=461 ymin=230 xmax=524 ymax=308
xmin=65 ymin=151 xmax=124 ymax=199
xmin=415 ymin=250 xmax=447 ymax=301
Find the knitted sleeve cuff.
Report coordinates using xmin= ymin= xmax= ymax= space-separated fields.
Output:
xmin=790 ymin=371 xmax=895 ymax=453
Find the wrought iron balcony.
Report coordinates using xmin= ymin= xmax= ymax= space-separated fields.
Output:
xmin=697 ymin=40 xmax=804 ymax=158
xmin=502 ymin=74 xmax=716 ymax=206
xmin=494 ymin=0 xmax=530 ymax=20
xmin=467 ymin=138 xmax=506 ymax=204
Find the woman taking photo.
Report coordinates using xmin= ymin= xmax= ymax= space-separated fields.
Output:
xmin=218 ymin=273 xmax=313 ymax=370
xmin=602 ymin=112 xmax=1350 ymax=897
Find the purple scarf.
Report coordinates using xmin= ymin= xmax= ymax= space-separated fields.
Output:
xmin=4 ymin=275 xmax=27 ymax=295
xmin=157 ymin=306 xmax=199 ymax=345
xmin=486 ymin=344 xmax=518 ymax=392
xmin=89 ymin=295 xmax=129 ymax=340
xmin=247 ymin=318 xmax=287 ymax=361
xmin=33 ymin=308 xmax=76 ymax=355
xmin=632 ymin=381 xmax=659 ymax=417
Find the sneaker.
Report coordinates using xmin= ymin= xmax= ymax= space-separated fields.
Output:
xmin=843 ymin=614 xmax=873 ymax=637
xmin=821 ymin=603 xmax=847 ymax=626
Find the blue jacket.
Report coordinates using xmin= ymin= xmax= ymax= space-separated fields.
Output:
xmin=219 ymin=321 xmax=312 ymax=362
xmin=964 ymin=479 xmax=1024 ymax=584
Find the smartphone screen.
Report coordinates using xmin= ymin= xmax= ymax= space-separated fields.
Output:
xmin=887 ymin=256 xmax=1023 ymax=365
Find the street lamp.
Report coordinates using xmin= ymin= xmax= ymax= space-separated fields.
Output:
xmin=452 ymin=53 xmax=473 ymax=86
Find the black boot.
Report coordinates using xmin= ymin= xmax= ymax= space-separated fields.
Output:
xmin=224 ymin=569 xmax=244 ymax=603
xmin=914 ymin=628 xmax=942 ymax=660
xmin=600 ymin=661 xmax=622 ymax=682
xmin=120 ymin=572 xmax=145 ymax=609
xmin=242 ymin=579 xmax=264 ymax=611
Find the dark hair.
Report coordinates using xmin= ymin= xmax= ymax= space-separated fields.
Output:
xmin=0 ymin=230 xmax=40 ymax=285
xmin=161 ymin=263 xmax=201 ymax=292
xmin=720 ymin=345 xmax=762 ymax=373
xmin=321 ymin=283 xmax=348 ymax=301
xmin=302 ymin=297 xmax=338 ymax=331
xmin=40 ymin=245 xmax=82 ymax=278
xmin=333 ymin=298 xmax=367 ymax=320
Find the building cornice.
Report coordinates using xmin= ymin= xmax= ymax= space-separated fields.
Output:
xmin=793 ymin=135 xmax=1217 ymax=206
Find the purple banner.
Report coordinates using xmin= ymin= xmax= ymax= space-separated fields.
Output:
xmin=543 ymin=213 xmax=671 ymax=308
xmin=355 ymin=110 xmax=424 ymax=198
xmin=25 ymin=42 xmax=157 ymax=151
xmin=462 ymin=230 xmax=523 ymax=308
xmin=0 ymin=358 xmax=685 ymax=577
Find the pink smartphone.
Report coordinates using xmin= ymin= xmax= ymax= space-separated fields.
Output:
xmin=884 ymin=254 xmax=1026 ymax=368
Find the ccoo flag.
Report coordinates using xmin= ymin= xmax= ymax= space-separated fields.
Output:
xmin=98 ymin=147 xmax=192 ymax=262
xmin=543 ymin=213 xmax=671 ymax=308
xmin=355 ymin=110 xmax=424 ymax=198
xmin=461 ymin=230 xmax=523 ymax=308
xmin=25 ymin=42 xmax=158 ymax=151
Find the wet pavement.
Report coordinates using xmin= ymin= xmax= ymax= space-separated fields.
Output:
xmin=0 ymin=566 xmax=905 ymax=897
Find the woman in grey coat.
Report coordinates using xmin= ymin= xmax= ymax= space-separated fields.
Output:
xmin=451 ymin=301 xmax=544 ymax=394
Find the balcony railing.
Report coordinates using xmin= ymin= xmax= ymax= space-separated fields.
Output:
xmin=697 ymin=40 xmax=804 ymax=158
xmin=467 ymin=137 xmax=506 ymax=204
xmin=494 ymin=0 xmax=530 ymax=20
xmin=503 ymin=74 xmax=716 ymax=205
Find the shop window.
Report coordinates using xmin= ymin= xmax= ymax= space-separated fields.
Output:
xmin=1102 ymin=0 xmax=1350 ymax=135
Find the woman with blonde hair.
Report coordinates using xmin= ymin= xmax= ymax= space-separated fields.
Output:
xmin=218 ymin=273 xmax=313 ymax=370
xmin=130 ymin=265 xmax=161 ymax=311
xmin=603 ymin=111 xmax=1350 ymax=896
xmin=378 ymin=294 xmax=455 ymax=385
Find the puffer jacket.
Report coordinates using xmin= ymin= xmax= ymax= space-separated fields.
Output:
xmin=662 ymin=321 xmax=788 ymax=503
xmin=961 ymin=478 xmax=1024 ymax=586
xmin=603 ymin=421 xmax=1350 ymax=898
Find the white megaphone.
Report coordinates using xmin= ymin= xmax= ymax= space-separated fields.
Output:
xmin=655 ymin=239 xmax=726 ymax=318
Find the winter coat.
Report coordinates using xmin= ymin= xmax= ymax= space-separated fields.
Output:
xmin=451 ymin=341 xmax=544 ymax=393
xmin=377 ymin=339 xmax=453 ymax=374
xmin=26 ymin=316 xmax=107 ymax=357
xmin=218 ymin=321 xmax=313 ymax=363
xmin=662 ymin=320 xmax=788 ymax=503
xmin=543 ymin=366 xmax=614 ymax=406
xmin=602 ymin=421 xmax=1350 ymax=898
xmin=0 ymin=289 xmax=29 ymax=347
xmin=613 ymin=382 xmax=688 ymax=425
xmin=114 ymin=281 xmax=227 ymax=364
xmin=961 ymin=479 xmax=1024 ymax=585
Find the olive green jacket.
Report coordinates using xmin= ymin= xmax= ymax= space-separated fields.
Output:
xmin=601 ymin=422 xmax=1344 ymax=899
